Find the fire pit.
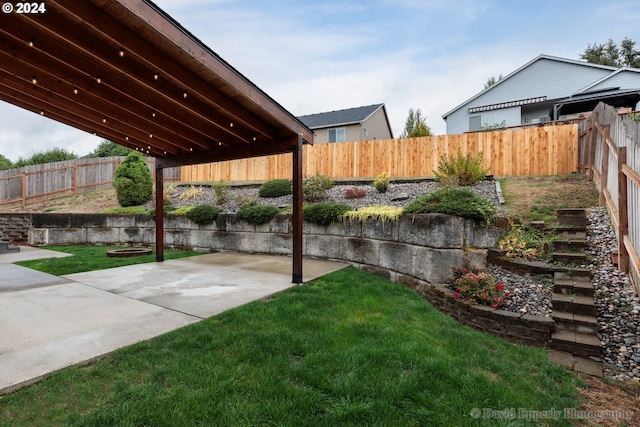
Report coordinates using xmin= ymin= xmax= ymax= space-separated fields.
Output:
xmin=106 ymin=248 xmax=153 ymax=258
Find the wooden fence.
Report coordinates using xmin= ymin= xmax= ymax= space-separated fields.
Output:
xmin=579 ymin=103 xmax=640 ymax=294
xmin=181 ymin=124 xmax=579 ymax=182
xmin=0 ymin=157 xmax=180 ymax=206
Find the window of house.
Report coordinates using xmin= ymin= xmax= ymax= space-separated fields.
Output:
xmin=362 ymin=128 xmax=368 ymax=137
xmin=469 ymin=112 xmax=497 ymax=131
xmin=469 ymin=115 xmax=481 ymax=131
xmin=328 ymin=127 xmax=346 ymax=143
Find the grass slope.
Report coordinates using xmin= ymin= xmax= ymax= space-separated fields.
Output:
xmin=0 ymin=268 xmax=580 ymax=426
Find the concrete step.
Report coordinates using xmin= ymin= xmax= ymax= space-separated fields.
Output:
xmin=551 ymin=293 xmax=597 ymax=317
xmin=552 ymin=239 xmax=588 ymax=252
xmin=556 ymin=209 xmax=587 ymax=228
xmin=553 ymin=278 xmax=595 ymax=298
xmin=552 ymin=310 xmax=598 ymax=335
xmin=554 ymin=268 xmax=592 ymax=281
xmin=550 ymin=330 xmax=602 ymax=358
xmin=551 ymin=225 xmax=587 ymax=240
xmin=0 ymin=241 xmax=20 ymax=254
xmin=552 ymin=251 xmax=587 ymax=265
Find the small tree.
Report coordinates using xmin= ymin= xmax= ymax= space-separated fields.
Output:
xmin=0 ymin=154 xmax=12 ymax=170
xmin=400 ymin=108 xmax=431 ymax=138
xmin=114 ymin=151 xmax=153 ymax=207
xmin=89 ymin=140 xmax=133 ymax=158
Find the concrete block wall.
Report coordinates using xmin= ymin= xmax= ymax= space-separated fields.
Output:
xmin=2 ymin=211 xmax=553 ymax=346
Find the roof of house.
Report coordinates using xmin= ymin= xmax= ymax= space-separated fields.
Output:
xmin=442 ymin=54 xmax=620 ymax=120
xmin=297 ymin=104 xmax=386 ymax=129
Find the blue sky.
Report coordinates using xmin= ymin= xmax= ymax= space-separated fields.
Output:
xmin=2 ymin=0 xmax=639 ymax=162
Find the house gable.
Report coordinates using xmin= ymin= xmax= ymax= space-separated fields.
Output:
xmin=443 ymin=55 xmax=623 ymax=134
xmin=298 ymin=104 xmax=393 ymax=143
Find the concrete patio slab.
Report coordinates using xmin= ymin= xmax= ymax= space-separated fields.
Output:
xmin=0 ymin=245 xmax=72 ymax=264
xmin=65 ymin=253 xmax=349 ymax=319
xmin=0 ymin=282 xmax=198 ymax=394
xmin=0 ymin=250 xmax=348 ymax=395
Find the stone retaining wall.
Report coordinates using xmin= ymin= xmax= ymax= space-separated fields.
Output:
xmin=0 ymin=212 xmax=554 ymax=346
xmin=0 ymin=214 xmax=32 ymax=242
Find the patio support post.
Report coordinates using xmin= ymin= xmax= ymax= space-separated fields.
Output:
xmin=155 ymin=164 xmax=164 ymax=262
xmin=292 ymin=134 xmax=304 ymax=283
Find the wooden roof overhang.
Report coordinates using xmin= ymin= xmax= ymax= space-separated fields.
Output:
xmin=0 ymin=0 xmax=313 ymax=282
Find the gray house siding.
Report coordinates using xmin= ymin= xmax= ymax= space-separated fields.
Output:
xmin=444 ymin=56 xmax=618 ymax=134
xmin=587 ymin=70 xmax=640 ymax=93
xmin=362 ymin=108 xmax=393 ymax=140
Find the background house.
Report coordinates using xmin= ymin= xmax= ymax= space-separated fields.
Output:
xmin=442 ymin=54 xmax=640 ymax=134
xmin=298 ymin=104 xmax=393 ymax=144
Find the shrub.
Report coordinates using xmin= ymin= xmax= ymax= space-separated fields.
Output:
xmin=259 ymin=179 xmax=292 ymax=198
xmin=211 ymin=180 xmax=230 ymax=205
xmin=303 ymin=202 xmax=352 ymax=226
xmin=237 ymin=205 xmax=280 ymax=225
xmin=498 ymin=221 xmax=556 ymax=261
xmin=450 ymin=258 xmax=509 ymax=309
xmin=403 ymin=187 xmax=496 ymax=224
xmin=373 ymin=172 xmax=390 ymax=193
xmin=236 ymin=195 xmax=257 ymax=210
xmin=178 ymin=185 xmax=204 ymax=201
xmin=186 ymin=204 xmax=222 ymax=225
xmin=342 ymin=205 xmax=403 ymax=224
xmin=344 ymin=187 xmax=367 ymax=199
xmin=303 ymin=174 xmax=333 ymax=202
xmin=113 ymin=151 xmax=153 ymax=207
xmin=434 ymin=149 xmax=489 ymax=186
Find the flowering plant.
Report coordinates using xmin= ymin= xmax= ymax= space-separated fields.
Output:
xmin=303 ymin=174 xmax=333 ymax=202
xmin=450 ymin=258 xmax=510 ymax=309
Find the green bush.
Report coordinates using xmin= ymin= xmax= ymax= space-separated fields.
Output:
xmin=303 ymin=174 xmax=333 ymax=202
xmin=186 ymin=205 xmax=222 ymax=225
xmin=373 ymin=172 xmax=390 ymax=193
xmin=434 ymin=148 xmax=489 ymax=186
xmin=113 ymin=151 xmax=153 ymax=207
xmin=303 ymin=202 xmax=352 ymax=226
xmin=211 ymin=180 xmax=230 ymax=205
xmin=13 ymin=147 xmax=78 ymax=168
xmin=403 ymin=187 xmax=496 ymax=224
xmin=259 ymin=179 xmax=292 ymax=198
xmin=237 ymin=205 xmax=280 ymax=225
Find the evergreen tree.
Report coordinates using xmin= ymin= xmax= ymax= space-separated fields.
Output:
xmin=400 ymin=108 xmax=432 ymax=138
xmin=113 ymin=151 xmax=153 ymax=207
xmin=580 ymin=37 xmax=640 ymax=68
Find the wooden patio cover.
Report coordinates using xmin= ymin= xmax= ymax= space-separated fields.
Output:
xmin=0 ymin=0 xmax=314 ymax=282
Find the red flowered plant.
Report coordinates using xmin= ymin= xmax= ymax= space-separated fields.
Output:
xmin=344 ymin=187 xmax=367 ymax=199
xmin=450 ymin=258 xmax=509 ymax=309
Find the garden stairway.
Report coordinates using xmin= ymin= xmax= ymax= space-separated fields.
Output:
xmin=548 ymin=209 xmax=602 ymax=375
xmin=0 ymin=240 xmax=20 ymax=254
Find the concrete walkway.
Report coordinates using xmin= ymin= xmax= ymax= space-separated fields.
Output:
xmin=0 ymin=248 xmax=347 ymax=395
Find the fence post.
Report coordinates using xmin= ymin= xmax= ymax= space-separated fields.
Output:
xmin=21 ymin=173 xmax=26 ymax=206
xmin=72 ymin=164 xmax=77 ymax=195
xmin=618 ymin=147 xmax=629 ymax=273
xmin=599 ymin=124 xmax=610 ymax=206
xmin=588 ymin=112 xmax=598 ymax=181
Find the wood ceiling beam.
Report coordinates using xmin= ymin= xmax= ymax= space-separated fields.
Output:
xmin=108 ymin=0 xmax=313 ymax=143
xmin=0 ymin=86 xmax=166 ymax=157
xmin=157 ymin=136 xmax=298 ymax=169
xmin=0 ymin=34 xmax=190 ymax=154
xmin=15 ymin=10 xmax=261 ymax=148
xmin=48 ymin=0 xmax=282 ymax=143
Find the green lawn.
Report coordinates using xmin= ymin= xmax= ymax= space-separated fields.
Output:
xmin=15 ymin=245 xmax=201 ymax=276
xmin=0 ymin=267 xmax=581 ymax=426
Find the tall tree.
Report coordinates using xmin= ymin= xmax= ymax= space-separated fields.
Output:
xmin=580 ymin=37 xmax=640 ymax=68
xmin=484 ymin=74 xmax=502 ymax=89
xmin=400 ymin=108 xmax=432 ymax=138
